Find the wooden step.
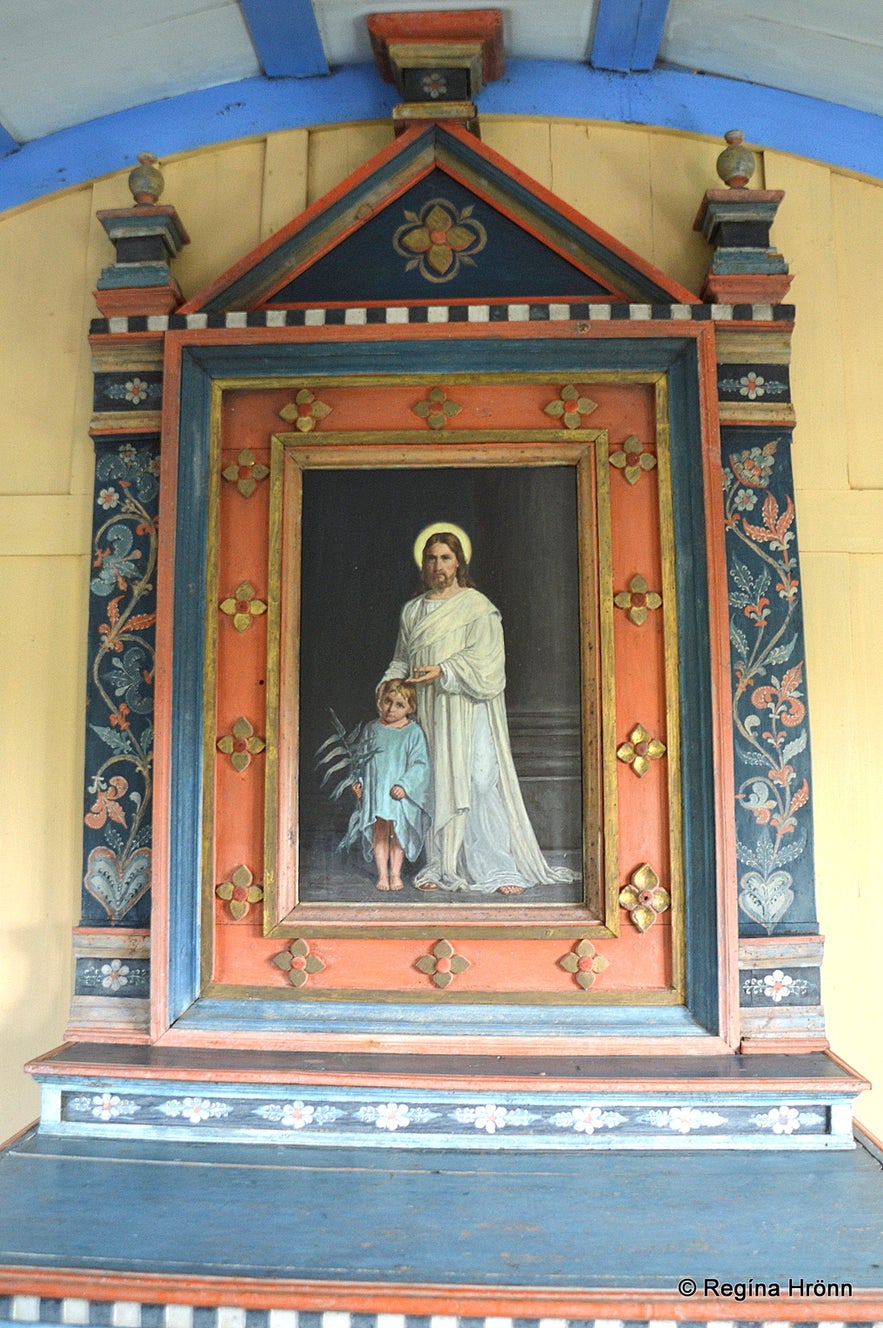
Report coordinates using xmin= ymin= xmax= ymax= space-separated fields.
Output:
xmin=26 ymin=1043 xmax=868 ymax=1151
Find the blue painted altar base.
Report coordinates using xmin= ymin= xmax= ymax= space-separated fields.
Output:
xmin=0 ymin=1127 xmax=881 ymax=1313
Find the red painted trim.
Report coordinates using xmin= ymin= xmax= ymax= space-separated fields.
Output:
xmin=144 ymin=316 xmax=744 ymax=1052
xmin=264 ymin=295 xmax=626 ymax=310
xmin=718 ymin=410 xmax=797 ymax=428
xmin=438 ymin=122 xmax=700 ymax=304
xmin=429 ymin=155 xmax=632 ymax=300
xmin=367 ymin=10 xmax=505 ymax=85
xmin=94 ymin=285 xmax=184 ymax=319
xmin=23 ymin=1042 xmax=75 ymax=1071
xmin=149 ymin=335 xmax=186 ymax=1039
xmin=855 ymin=1117 xmax=883 ymax=1158
xmin=740 ymin=931 xmax=824 ymax=946
xmin=818 ymin=1046 xmax=870 ymax=1086
xmin=88 ymin=426 xmax=162 ymax=438
xmin=63 ymin=1026 xmax=152 ymax=1045
xmin=161 ymin=319 xmax=709 ymax=355
xmin=741 ymin=1037 xmax=831 ymax=1054
xmin=222 ymin=145 xmax=635 ymax=308
xmin=72 ymin=926 xmax=151 ymax=936
xmin=88 ymin=331 xmax=166 ymax=346
xmin=253 ymin=159 xmax=444 ymax=306
xmin=704 ymin=274 xmax=794 ymax=304
xmin=178 ymin=126 xmax=432 ymax=313
xmin=0 ymin=1120 xmax=38 ymax=1153
xmin=24 ymin=1055 xmax=869 ymax=1095
xmin=0 ymin=1266 xmax=879 ymax=1317
xmin=152 ymin=1027 xmax=739 ymax=1056
xmin=695 ymin=323 xmax=740 ymax=1047
xmin=179 ymin=123 xmax=700 ymax=314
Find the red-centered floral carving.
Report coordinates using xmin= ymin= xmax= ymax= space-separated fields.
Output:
xmin=415 ymin=939 xmax=471 ymax=988
xmin=279 ymin=389 xmax=332 ymax=433
xmin=393 ymin=199 xmax=487 ymax=282
xmin=619 ymin=863 xmax=671 ymax=932
xmin=272 ymin=938 xmax=325 ymax=987
xmin=216 ymin=864 xmax=264 ymax=920
xmin=219 ymin=581 xmax=267 ymax=633
xmin=609 ymin=435 xmax=657 ymax=485
xmin=558 ymin=939 xmax=610 ymax=989
xmin=217 ymin=717 xmax=266 ymax=772
xmin=222 ymin=448 xmax=270 ymax=498
xmin=543 ymin=385 xmax=598 ymax=429
xmin=412 ymin=386 xmax=463 ymax=429
xmin=616 ymin=723 xmax=667 ymax=778
xmin=614 ymin=573 xmax=662 ymax=626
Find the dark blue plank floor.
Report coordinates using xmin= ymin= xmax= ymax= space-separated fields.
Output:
xmin=1 ymin=1130 xmax=881 ymax=1288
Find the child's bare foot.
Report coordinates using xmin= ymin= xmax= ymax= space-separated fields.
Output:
xmin=497 ymin=884 xmax=526 ymax=895
xmin=389 ymin=875 xmax=404 ymax=891
xmin=375 ymin=876 xmax=392 ymax=891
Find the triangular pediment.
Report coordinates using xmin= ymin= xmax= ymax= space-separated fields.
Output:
xmin=182 ymin=123 xmax=698 ymax=314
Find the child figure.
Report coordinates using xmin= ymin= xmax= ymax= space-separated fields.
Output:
xmin=347 ymin=678 xmax=432 ymax=891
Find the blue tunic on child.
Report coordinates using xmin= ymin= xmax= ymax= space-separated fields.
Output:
xmin=345 ymin=719 xmax=433 ymax=864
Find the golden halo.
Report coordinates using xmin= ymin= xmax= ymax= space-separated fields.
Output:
xmin=413 ymin=522 xmax=472 ymax=569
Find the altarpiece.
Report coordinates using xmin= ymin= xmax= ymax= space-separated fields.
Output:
xmin=26 ymin=93 xmax=863 ymax=1153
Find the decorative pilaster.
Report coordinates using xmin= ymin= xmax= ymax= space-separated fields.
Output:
xmin=698 ymin=134 xmax=823 ymax=1050
xmin=68 ymin=430 xmax=159 ymax=1042
xmin=69 ymin=157 xmax=187 ymax=1042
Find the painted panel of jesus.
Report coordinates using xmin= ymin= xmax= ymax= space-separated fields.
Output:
xmin=296 ymin=464 xmax=590 ymax=908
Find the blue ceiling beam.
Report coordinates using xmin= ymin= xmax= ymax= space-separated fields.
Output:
xmin=239 ymin=0 xmax=329 ymax=77
xmin=1 ymin=63 xmax=881 ymax=215
xmin=590 ymin=0 xmax=671 ymax=71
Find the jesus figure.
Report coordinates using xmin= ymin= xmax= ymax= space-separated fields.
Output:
xmin=379 ymin=529 xmax=576 ymax=895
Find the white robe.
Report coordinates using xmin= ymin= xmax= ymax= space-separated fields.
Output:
xmin=382 ymin=588 xmax=574 ymax=893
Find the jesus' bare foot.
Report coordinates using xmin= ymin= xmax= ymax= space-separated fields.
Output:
xmin=388 ymin=875 xmax=404 ymax=891
xmin=375 ymin=876 xmax=392 ymax=891
xmin=497 ymin=884 xmax=526 ymax=895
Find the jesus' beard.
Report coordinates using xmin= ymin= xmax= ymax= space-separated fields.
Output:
xmin=424 ymin=570 xmax=457 ymax=592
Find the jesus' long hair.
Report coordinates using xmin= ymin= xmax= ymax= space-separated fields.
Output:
xmin=420 ymin=531 xmax=475 ymax=589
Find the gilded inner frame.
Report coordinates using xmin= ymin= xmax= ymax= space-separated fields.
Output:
xmin=263 ymin=434 xmax=608 ymax=938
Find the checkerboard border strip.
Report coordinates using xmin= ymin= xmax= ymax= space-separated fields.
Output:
xmin=90 ymin=302 xmax=795 ymax=335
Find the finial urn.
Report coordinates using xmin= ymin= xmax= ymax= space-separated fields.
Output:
xmin=128 ymin=151 xmax=164 ymax=205
xmin=716 ymin=129 xmax=756 ymax=188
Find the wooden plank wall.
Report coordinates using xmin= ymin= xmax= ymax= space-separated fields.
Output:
xmin=0 ymin=117 xmax=880 ymax=1144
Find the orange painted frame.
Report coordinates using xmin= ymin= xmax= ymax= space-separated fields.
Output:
xmin=151 ymin=319 xmax=738 ymax=1052
xmin=205 ymin=374 xmax=676 ymax=1005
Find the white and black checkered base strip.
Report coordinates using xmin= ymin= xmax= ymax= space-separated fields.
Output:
xmin=1 ymin=1306 xmax=876 ymax=1328
xmin=3 ymin=1308 xmax=874 ymax=1328
xmin=91 ymin=302 xmax=795 ymax=335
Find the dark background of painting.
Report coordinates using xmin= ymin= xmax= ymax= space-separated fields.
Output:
xmin=297 ymin=464 xmax=584 ymax=901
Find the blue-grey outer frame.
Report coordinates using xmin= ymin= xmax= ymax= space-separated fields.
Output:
xmin=163 ymin=331 xmax=722 ymax=1040
xmin=167 ymin=346 xmax=216 ymax=1020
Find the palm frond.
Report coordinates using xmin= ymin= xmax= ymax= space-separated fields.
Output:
xmin=315 ymin=708 xmax=380 ymax=802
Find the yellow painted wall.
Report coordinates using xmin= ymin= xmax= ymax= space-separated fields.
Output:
xmin=1 ymin=118 xmax=881 ymax=1144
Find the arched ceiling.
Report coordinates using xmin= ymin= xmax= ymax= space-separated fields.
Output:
xmin=0 ymin=0 xmax=880 ymax=210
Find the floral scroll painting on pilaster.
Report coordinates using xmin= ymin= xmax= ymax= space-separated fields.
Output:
xmin=83 ymin=443 xmax=159 ymax=923
xmin=725 ymin=438 xmax=811 ymax=932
